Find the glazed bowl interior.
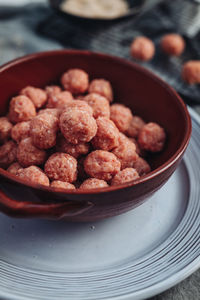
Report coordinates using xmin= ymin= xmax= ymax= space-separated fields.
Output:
xmin=0 ymin=50 xmax=191 ymax=221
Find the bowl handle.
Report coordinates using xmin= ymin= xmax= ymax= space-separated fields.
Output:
xmin=0 ymin=189 xmax=93 ymax=219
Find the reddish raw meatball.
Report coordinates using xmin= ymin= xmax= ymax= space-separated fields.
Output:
xmin=11 ymin=121 xmax=30 ymax=143
xmin=56 ymin=135 xmax=89 ymax=158
xmin=9 ymin=95 xmax=36 ymax=123
xmin=0 ymin=140 xmax=17 ymax=168
xmin=59 ymin=108 xmax=97 ymax=144
xmin=130 ymin=36 xmax=155 ymax=61
xmin=64 ymin=100 xmax=93 ymax=115
xmin=89 ymin=79 xmax=113 ymax=102
xmin=44 ymin=152 xmax=77 ymax=182
xmin=7 ymin=162 xmax=22 ymax=175
xmin=161 ymin=34 xmax=185 ymax=56
xmin=17 ymin=137 xmax=46 ymax=167
xmin=30 ymin=113 xmax=58 ymax=149
xmin=138 ymin=122 xmax=166 ymax=152
xmin=45 ymin=85 xmax=62 ymax=97
xmin=38 ymin=108 xmax=61 ymax=118
xmin=182 ymin=61 xmax=200 ymax=84
xmin=79 ymin=178 xmax=108 ymax=189
xmin=132 ymin=157 xmax=151 ymax=176
xmin=129 ymin=137 xmax=146 ymax=157
xmin=112 ymin=133 xmax=138 ymax=169
xmin=47 ymin=91 xmax=73 ymax=108
xmin=126 ymin=116 xmax=146 ymax=138
xmin=17 ymin=166 xmax=49 ymax=186
xmin=84 ymin=93 xmax=110 ymax=119
xmin=51 ymin=180 xmax=75 ymax=190
xmin=61 ymin=68 xmax=89 ymax=94
xmin=20 ymin=86 xmax=47 ymax=108
xmin=111 ymin=168 xmax=139 ymax=186
xmin=92 ymin=117 xmax=119 ymax=151
xmin=0 ymin=117 xmax=12 ymax=143
xmin=84 ymin=150 xmax=121 ymax=181
xmin=110 ymin=104 xmax=133 ymax=133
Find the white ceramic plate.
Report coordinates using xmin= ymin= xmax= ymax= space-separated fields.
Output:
xmin=0 ymin=107 xmax=199 ymax=300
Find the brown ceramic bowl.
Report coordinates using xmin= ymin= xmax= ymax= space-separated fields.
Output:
xmin=0 ymin=50 xmax=191 ymax=221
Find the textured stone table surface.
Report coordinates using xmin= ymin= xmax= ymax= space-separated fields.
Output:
xmin=0 ymin=1 xmax=200 ymax=299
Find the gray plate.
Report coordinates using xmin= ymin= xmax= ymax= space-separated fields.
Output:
xmin=0 ymin=107 xmax=199 ymax=300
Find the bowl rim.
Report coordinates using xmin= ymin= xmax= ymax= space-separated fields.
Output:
xmin=0 ymin=49 xmax=192 ymax=196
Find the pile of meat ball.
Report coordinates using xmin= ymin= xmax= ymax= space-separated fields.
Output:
xmin=0 ymin=69 xmax=166 ymax=190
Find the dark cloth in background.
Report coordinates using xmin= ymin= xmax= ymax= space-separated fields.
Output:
xmin=0 ymin=0 xmax=200 ymax=105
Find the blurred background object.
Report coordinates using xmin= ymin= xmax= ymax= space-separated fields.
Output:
xmin=1 ymin=0 xmax=200 ymax=299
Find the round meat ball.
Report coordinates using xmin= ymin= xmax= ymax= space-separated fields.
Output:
xmin=130 ymin=36 xmax=155 ymax=61
xmin=45 ymin=85 xmax=62 ymax=97
xmin=0 ymin=117 xmax=12 ymax=143
xmin=17 ymin=137 xmax=46 ymax=167
xmin=56 ymin=135 xmax=89 ymax=158
xmin=111 ymin=168 xmax=139 ymax=186
xmin=47 ymin=91 xmax=73 ymax=108
xmin=44 ymin=152 xmax=77 ymax=182
xmin=30 ymin=113 xmax=58 ymax=149
xmin=92 ymin=117 xmax=119 ymax=151
xmin=0 ymin=140 xmax=17 ymax=168
xmin=63 ymin=100 xmax=93 ymax=115
xmin=132 ymin=157 xmax=151 ymax=176
xmin=126 ymin=116 xmax=146 ymax=138
xmin=51 ymin=180 xmax=75 ymax=190
xmin=7 ymin=162 xmax=22 ymax=175
xmin=79 ymin=178 xmax=109 ymax=190
xmin=17 ymin=166 xmax=49 ymax=186
xmin=88 ymin=79 xmax=113 ymax=102
xmin=20 ymin=86 xmax=47 ymax=108
xmin=11 ymin=121 xmax=30 ymax=143
xmin=61 ymin=68 xmax=89 ymax=94
xmin=138 ymin=122 xmax=166 ymax=152
xmin=84 ymin=93 xmax=110 ymax=119
xmin=182 ymin=61 xmax=200 ymax=84
xmin=59 ymin=108 xmax=97 ymax=145
xmin=129 ymin=137 xmax=147 ymax=157
xmin=84 ymin=150 xmax=121 ymax=181
xmin=161 ymin=33 xmax=185 ymax=56
xmin=112 ymin=133 xmax=138 ymax=169
xmin=38 ymin=108 xmax=61 ymax=118
xmin=110 ymin=104 xmax=133 ymax=133
xmin=9 ymin=95 xmax=36 ymax=124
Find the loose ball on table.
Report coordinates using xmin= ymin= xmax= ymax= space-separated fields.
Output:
xmin=161 ymin=33 xmax=185 ymax=56
xmin=130 ymin=36 xmax=155 ymax=61
xmin=182 ymin=61 xmax=200 ymax=84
